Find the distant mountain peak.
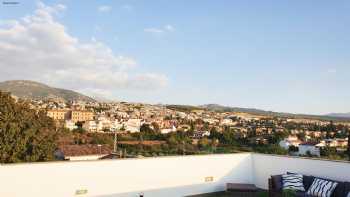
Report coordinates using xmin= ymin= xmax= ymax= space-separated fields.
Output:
xmin=0 ymin=80 xmax=96 ymax=102
xmin=326 ymin=112 xmax=350 ymax=118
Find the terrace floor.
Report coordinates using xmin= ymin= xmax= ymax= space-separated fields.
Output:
xmin=186 ymin=191 xmax=268 ymax=197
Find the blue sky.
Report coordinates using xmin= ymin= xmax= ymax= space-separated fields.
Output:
xmin=0 ymin=0 xmax=349 ymax=114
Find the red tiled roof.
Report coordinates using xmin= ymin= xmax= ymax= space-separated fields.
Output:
xmin=59 ymin=144 xmax=112 ymax=156
xmin=299 ymin=142 xmax=319 ymax=146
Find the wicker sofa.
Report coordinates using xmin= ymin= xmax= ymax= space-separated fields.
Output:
xmin=268 ymin=173 xmax=350 ymax=197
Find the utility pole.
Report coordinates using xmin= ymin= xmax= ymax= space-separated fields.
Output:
xmin=182 ymin=140 xmax=185 ymax=156
xmin=113 ymin=130 xmax=118 ymax=154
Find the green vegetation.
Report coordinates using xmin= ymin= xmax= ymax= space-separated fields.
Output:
xmin=0 ymin=92 xmax=58 ymax=163
xmin=1 ymin=89 xmax=349 ymax=163
xmin=166 ymin=105 xmax=204 ymax=112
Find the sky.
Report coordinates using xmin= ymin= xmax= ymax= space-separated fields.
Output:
xmin=0 ymin=0 xmax=349 ymax=115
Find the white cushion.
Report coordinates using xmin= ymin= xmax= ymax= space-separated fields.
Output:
xmin=282 ymin=173 xmax=305 ymax=191
xmin=307 ymin=178 xmax=338 ymax=197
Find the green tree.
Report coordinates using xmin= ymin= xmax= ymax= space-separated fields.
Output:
xmin=140 ymin=124 xmax=153 ymax=133
xmin=198 ymin=138 xmax=210 ymax=149
xmin=0 ymin=92 xmax=58 ymax=163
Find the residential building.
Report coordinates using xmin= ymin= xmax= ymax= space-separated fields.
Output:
xmin=126 ymin=119 xmax=143 ymax=133
xmin=71 ymin=110 xmax=94 ymax=123
xmin=64 ymin=120 xmax=77 ymax=131
xmin=298 ymin=142 xmax=321 ymax=157
xmin=58 ymin=144 xmax=111 ymax=161
xmin=47 ymin=109 xmax=69 ymax=120
xmin=279 ymin=136 xmax=302 ymax=150
xmin=161 ymin=125 xmax=177 ymax=134
xmin=83 ymin=121 xmax=98 ymax=132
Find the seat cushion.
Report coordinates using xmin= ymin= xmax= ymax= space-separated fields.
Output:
xmin=343 ymin=182 xmax=350 ymax=197
xmin=295 ymin=191 xmax=313 ymax=197
xmin=303 ymin=175 xmax=315 ymax=191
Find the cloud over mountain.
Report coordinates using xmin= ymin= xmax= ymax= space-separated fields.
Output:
xmin=0 ymin=2 xmax=167 ymax=98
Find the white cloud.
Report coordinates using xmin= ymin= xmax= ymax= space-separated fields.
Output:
xmin=164 ymin=25 xmax=175 ymax=32
xmin=144 ymin=28 xmax=164 ymax=34
xmin=121 ymin=5 xmax=133 ymax=11
xmin=144 ymin=25 xmax=175 ymax=34
xmin=98 ymin=5 xmax=111 ymax=12
xmin=327 ymin=69 xmax=337 ymax=74
xmin=0 ymin=2 xmax=168 ymax=98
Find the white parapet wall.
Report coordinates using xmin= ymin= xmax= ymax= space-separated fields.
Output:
xmin=0 ymin=153 xmax=253 ymax=197
xmin=1 ymin=153 xmax=350 ymax=197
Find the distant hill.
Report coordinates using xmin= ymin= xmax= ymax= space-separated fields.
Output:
xmin=199 ymin=104 xmax=350 ymax=122
xmin=326 ymin=113 xmax=350 ymax=118
xmin=200 ymin=104 xmax=270 ymax=114
xmin=0 ymin=80 xmax=95 ymax=102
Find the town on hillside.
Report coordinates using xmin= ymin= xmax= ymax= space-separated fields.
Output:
xmin=22 ymin=97 xmax=350 ymax=161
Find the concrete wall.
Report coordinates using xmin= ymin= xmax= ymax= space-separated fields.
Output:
xmin=252 ymin=154 xmax=350 ymax=189
xmin=0 ymin=153 xmax=253 ymax=197
xmin=2 ymin=153 xmax=350 ymax=197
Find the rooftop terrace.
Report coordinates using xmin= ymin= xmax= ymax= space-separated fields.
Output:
xmin=1 ymin=153 xmax=350 ymax=197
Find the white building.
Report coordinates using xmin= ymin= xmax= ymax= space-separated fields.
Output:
xmin=64 ymin=120 xmax=77 ymax=131
xmin=83 ymin=121 xmax=98 ymax=132
xmin=161 ymin=125 xmax=177 ymax=134
xmin=96 ymin=117 xmax=112 ymax=132
xmin=126 ymin=119 xmax=143 ymax=133
xmin=192 ymin=131 xmax=210 ymax=139
xmin=279 ymin=136 xmax=302 ymax=150
xmin=110 ymin=120 xmax=125 ymax=131
xmin=298 ymin=142 xmax=321 ymax=157
xmin=221 ymin=118 xmax=233 ymax=125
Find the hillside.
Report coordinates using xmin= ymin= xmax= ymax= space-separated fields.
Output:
xmin=199 ymin=104 xmax=350 ymax=122
xmin=0 ymin=80 xmax=95 ymax=102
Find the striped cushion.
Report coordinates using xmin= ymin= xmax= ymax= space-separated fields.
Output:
xmin=282 ymin=173 xmax=305 ymax=191
xmin=306 ymin=178 xmax=338 ymax=197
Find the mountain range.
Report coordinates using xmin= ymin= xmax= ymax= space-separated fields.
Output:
xmin=325 ymin=113 xmax=350 ymax=118
xmin=0 ymin=80 xmax=349 ymax=121
xmin=200 ymin=104 xmax=350 ymax=121
xmin=0 ymin=80 xmax=95 ymax=102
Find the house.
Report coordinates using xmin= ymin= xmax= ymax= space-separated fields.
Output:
xmin=319 ymin=138 xmax=348 ymax=148
xmin=58 ymin=144 xmax=112 ymax=161
xmin=96 ymin=117 xmax=112 ymax=132
xmin=47 ymin=109 xmax=69 ymax=120
xmin=126 ymin=119 xmax=142 ymax=133
xmin=161 ymin=125 xmax=177 ymax=134
xmin=83 ymin=121 xmax=98 ymax=132
xmin=64 ymin=120 xmax=77 ymax=131
xmin=71 ymin=110 xmax=94 ymax=123
xmin=192 ymin=131 xmax=210 ymax=139
xmin=298 ymin=142 xmax=321 ymax=157
xmin=279 ymin=136 xmax=302 ymax=150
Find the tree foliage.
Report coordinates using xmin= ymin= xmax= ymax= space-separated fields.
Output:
xmin=0 ymin=92 xmax=58 ymax=163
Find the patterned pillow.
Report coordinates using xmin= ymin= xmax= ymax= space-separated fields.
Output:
xmin=307 ymin=178 xmax=338 ymax=197
xmin=282 ymin=173 xmax=305 ymax=191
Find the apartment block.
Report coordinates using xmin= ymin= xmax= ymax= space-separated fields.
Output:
xmin=71 ymin=110 xmax=94 ymax=122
